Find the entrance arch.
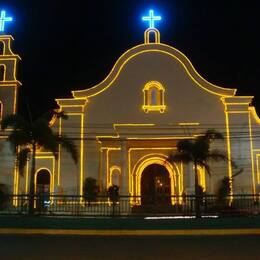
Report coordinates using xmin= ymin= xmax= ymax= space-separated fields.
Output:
xmin=141 ymin=164 xmax=171 ymax=205
xmin=133 ymin=155 xmax=181 ymax=205
xmin=35 ymin=169 xmax=51 ymax=194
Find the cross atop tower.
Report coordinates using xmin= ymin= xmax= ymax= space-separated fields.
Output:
xmin=0 ymin=10 xmax=13 ymax=32
xmin=142 ymin=10 xmax=161 ymax=29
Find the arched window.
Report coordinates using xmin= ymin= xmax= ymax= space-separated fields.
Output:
xmin=0 ymin=41 xmax=4 ymax=55
xmin=0 ymin=102 xmax=2 ymax=121
xmin=0 ymin=65 xmax=5 ymax=81
xmin=142 ymin=81 xmax=166 ymax=113
xmin=109 ymin=166 xmax=121 ymax=187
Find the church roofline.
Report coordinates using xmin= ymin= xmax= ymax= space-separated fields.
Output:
xmin=72 ymin=43 xmax=237 ymax=99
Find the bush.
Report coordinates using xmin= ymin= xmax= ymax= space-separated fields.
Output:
xmin=217 ymin=176 xmax=231 ymax=206
xmin=0 ymin=183 xmax=10 ymax=210
xmin=108 ymin=185 xmax=119 ymax=203
xmin=83 ymin=177 xmax=99 ymax=205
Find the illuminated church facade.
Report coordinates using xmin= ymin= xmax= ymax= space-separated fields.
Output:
xmin=1 ymin=12 xmax=260 ymax=202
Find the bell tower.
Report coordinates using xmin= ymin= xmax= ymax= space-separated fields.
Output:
xmin=0 ymin=10 xmax=21 ymax=121
xmin=0 ymin=35 xmax=21 ymax=121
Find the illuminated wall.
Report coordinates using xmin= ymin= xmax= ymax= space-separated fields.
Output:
xmin=0 ymin=35 xmax=21 ymax=190
xmin=4 ymin=27 xmax=259 ymax=198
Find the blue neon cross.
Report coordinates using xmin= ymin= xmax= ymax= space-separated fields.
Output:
xmin=0 ymin=11 xmax=13 ymax=32
xmin=142 ymin=10 xmax=161 ymax=29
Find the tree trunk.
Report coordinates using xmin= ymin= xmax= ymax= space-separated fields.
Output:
xmin=194 ymin=161 xmax=201 ymax=218
xmin=28 ymin=143 xmax=36 ymax=215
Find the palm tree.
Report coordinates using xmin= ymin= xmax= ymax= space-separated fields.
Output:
xmin=1 ymin=110 xmax=78 ymax=214
xmin=168 ymin=129 xmax=232 ymax=218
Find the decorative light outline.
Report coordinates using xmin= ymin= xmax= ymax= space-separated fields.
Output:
xmin=0 ymin=10 xmax=13 ymax=32
xmin=142 ymin=9 xmax=161 ymax=29
xmin=72 ymin=45 xmax=237 ymax=99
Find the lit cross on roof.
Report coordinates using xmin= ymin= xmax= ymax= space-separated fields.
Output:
xmin=142 ymin=10 xmax=161 ymax=29
xmin=0 ymin=10 xmax=13 ymax=32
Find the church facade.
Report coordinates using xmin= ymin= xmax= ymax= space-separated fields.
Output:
xmin=1 ymin=28 xmax=260 ymax=202
xmin=0 ymin=34 xmax=20 ymax=193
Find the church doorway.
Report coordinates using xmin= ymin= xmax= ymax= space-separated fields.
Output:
xmin=141 ymin=164 xmax=171 ymax=206
xmin=36 ymin=169 xmax=51 ymax=209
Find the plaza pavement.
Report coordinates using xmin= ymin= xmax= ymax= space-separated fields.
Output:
xmin=0 ymin=215 xmax=260 ymax=236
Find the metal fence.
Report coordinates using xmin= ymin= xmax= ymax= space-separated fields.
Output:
xmin=0 ymin=194 xmax=260 ymax=217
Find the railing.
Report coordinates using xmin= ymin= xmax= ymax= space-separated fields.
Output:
xmin=0 ymin=194 xmax=260 ymax=217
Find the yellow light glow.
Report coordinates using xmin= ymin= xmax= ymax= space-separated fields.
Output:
xmin=0 ymin=101 xmax=3 ymax=120
xmin=133 ymin=155 xmax=180 ymax=205
xmin=57 ymin=117 xmax=62 ymax=186
xmin=101 ymin=147 xmax=121 ymax=189
xmin=248 ymin=112 xmax=256 ymax=194
xmin=0 ymin=64 xmax=6 ymax=80
xmin=178 ymin=122 xmax=200 ymax=126
xmin=128 ymin=147 xmax=178 ymax=204
xmin=193 ymin=165 xmax=206 ymax=191
xmin=222 ymin=103 xmax=233 ymax=196
xmin=256 ymin=154 xmax=260 ymax=184
xmin=249 ymin=107 xmax=260 ymax=125
xmin=34 ymin=156 xmax=55 ymax=193
xmin=144 ymin=28 xmax=160 ymax=44
xmin=108 ymin=165 xmax=121 ymax=188
xmin=72 ymin=44 xmax=236 ymax=99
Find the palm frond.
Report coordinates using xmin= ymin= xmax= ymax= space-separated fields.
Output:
xmin=206 ymin=149 xmax=229 ymax=163
xmin=193 ymin=139 xmax=210 ymax=159
xmin=57 ymin=135 xmax=78 ymax=164
xmin=168 ymin=152 xmax=193 ymax=164
xmin=40 ymin=110 xmax=68 ymax=123
xmin=8 ymin=130 xmax=31 ymax=153
xmin=198 ymin=161 xmax=211 ymax=176
xmin=177 ymin=139 xmax=194 ymax=153
xmin=32 ymin=118 xmax=58 ymax=156
xmin=204 ymin=129 xmax=224 ymax=141
xmin=17 ymin=148 xmax=30 ymax=176
xmin=1 ymin=114 xmax=29 ymax=130
xmin=232 ymin=167 xmax=243 ymax=178
xmin=54 ymin=110 xmax=69 ymax=120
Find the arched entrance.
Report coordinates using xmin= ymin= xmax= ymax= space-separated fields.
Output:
xmin=141 ymin=164 xmax=171 ymax=206
xmin=36 ymin=169 xmax=51 ymax=209
xmin=36 ymin=169 xmax=51 ymax=195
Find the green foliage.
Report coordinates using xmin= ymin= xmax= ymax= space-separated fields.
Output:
xmin=0 ymin=183 xmax=10 ymax=211
xmin=108 ymin=185 xmax=119 ymax=203
xmin=169 ymin=129 xmax=227 ymax=176
xmin=83 ymin=177 xmax=99 ymax=205
xmin=168 ymin=129 xmax=229 ymax=218
xmin=1 ymin=110 xmax=78 ymax=214
xmin=217 ymin=177 xmax=231 ymax=203
xmin=1 ymin=110 xmax=78 ymax=176
xmin=216 ymin=168 xmax=243 ymax=204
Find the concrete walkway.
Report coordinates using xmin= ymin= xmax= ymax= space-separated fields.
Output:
xmin=1 ymin=215 xmax=260 ymax=236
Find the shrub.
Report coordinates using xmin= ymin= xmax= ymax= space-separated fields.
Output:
xmin=83 ymin=177 xmax=99 ymax=205
xmin=0 ymin=183 xmax=10 ymax=210
xmin=108 ymin=185 xmax=119 ymax=203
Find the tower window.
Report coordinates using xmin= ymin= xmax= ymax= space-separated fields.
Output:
xmin=0 ymin=102 xmax=2 ymax=121
xmin=142 ymin=81 xmax=166 ymax=113
xmin=0 ymin=65 xmax=5 ymax=81
xmin=0 ymin=41 xmax=4 ymax=55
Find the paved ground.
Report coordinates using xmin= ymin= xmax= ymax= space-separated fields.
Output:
xmin=1 ymin=215 xmax=260 ymax=230
xmin=0 ymin=216 xmax=260 ymax=259
xmin=1 ymin=235 xmax=260 ymax=260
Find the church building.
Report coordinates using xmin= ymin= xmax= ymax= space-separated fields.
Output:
xmin=1 ymin=10 xmax=260 ymax=204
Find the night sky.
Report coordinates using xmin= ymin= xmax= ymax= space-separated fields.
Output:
xmin=1 ymin=0 xmax=260 ymax=118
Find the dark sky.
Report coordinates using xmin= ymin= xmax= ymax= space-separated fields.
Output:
xmin=1 ymin=0 xmax=260 ymax=118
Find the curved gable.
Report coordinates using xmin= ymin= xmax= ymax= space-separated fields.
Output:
xmin=72 ymin=43 xmax=236 ymax=99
